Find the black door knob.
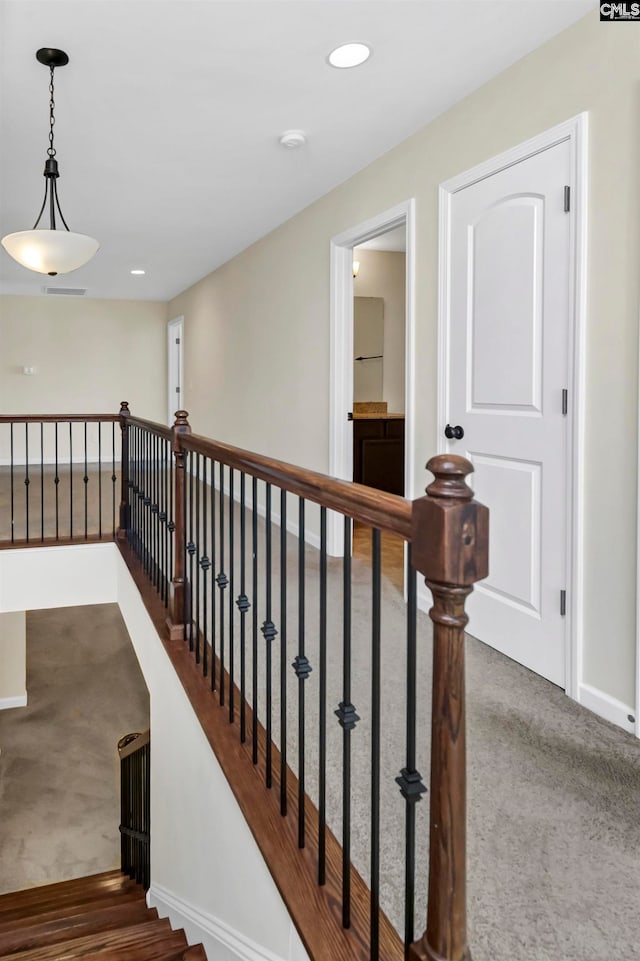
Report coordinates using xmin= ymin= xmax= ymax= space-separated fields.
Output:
xmin=444 ymin=424 xmax=464 ymax=440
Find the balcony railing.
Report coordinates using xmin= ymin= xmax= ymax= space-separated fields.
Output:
xmin=0 ymin=403 xmax=488 ymax=961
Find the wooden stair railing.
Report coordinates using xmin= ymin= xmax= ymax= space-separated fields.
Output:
xmin=117 ymin=406 xmax=489 ymax=961
xmin=118 ymin=730 xmax=151 ymax=892
xmin=0 ymin=404 xmax=489 ymax=961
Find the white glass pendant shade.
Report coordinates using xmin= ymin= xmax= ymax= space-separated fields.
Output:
xmin=1 ymin=229 xmax=99 ymax=275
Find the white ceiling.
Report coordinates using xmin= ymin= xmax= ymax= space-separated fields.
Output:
xmin=0 ymin=0 xmax=595 ymax=302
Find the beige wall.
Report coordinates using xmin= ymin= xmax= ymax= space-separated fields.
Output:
xmin=168 ymin=14 xmax=637 ymax=707
xmin=0 ymin=611 xmax=26 ymax=704
xmin=0 ymin=295 xmax=167 ymax=421
xmin=353 ymin=250 xmax=406 ymax=413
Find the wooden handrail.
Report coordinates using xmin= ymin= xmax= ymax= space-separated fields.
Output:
xmin=0 ymin=413 xmax=119 ymax=423
xmin=0 ymin=403 xmax=490 ymax=961
xmin=118 ymin=729 xmax=150 ymax=759
xmin=127 ymin=414 xmax=172 ymax=441
xmin=181 ymin=431 xmax=412 ymax=539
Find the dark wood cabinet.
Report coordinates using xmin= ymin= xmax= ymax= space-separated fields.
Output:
xmin=353 ymin=417 xmax=405 ymax=495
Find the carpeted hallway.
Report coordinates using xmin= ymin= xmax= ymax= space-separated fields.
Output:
xmin=0 ymin=604 xmax=149 ymax=894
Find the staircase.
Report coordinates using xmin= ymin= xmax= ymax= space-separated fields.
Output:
xmin=0 ymin=870 xmax=206 ymax=960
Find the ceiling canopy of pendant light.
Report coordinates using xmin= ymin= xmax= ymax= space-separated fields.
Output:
xmin=0 ymin=47 xmax=99 ymax=277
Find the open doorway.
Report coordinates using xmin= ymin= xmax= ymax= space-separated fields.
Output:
xmin=329 ymin=200 xmax=416 ymax=588
xmin=352 ymin=228 xmax=407 ymax=591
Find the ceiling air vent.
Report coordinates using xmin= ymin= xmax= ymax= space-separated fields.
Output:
xmin=43 ymin=286 xmax=87 ymax=296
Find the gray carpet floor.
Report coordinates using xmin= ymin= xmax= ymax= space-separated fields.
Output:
xmin=0 ymin=605 xmax=149 ymax=893
xmin=0 ymin=528 xmax=639 ymax=960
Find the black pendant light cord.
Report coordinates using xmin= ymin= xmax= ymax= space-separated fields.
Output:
xmin=48 ymin=65 xmax=56 ymax=158
xmin=32 ymin=58 xmax=70 ymax=232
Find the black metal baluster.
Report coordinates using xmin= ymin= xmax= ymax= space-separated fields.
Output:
xmin=217 ymin=462 xmax=227 ymax=706
xmin=194 ymin=452 xmax=201 ymax=664
xmin=370 ymin=528 xmax=382 ymax=961
xmin=150 ymin=433 xmax=156 ymax=583
xmin=201 ymin=458 xmax=210 ymax=676
xmin=396 ymin=546 xmax=426 ymax=957
xmin=292 ymin=498 xmax=310 ymax=849
xmin=10 ymin=424 xmax=14 ymax=542
xmin=54 ymin=423 xmax=59 ymax=541
xmin=69 ymin=422 xmax=73 ymax=539
xmin=25 ymin=424 xmax=29 ymax=543
xmin=155 ymin=434 xmax=161 ymax=588
xmin=168 ymin=438 xmax=175 ymax=606
xmin=336 ymin=515 xmax=357 ymax=928
xmin=262 ymin=483 xmax=276 ymax=788
xmin=210 ymin=461 xmax=217 ymax=692
xmin=252 ymin=475 xmax=258 ymax=764
xmin=40 ymin=422 xmax=44 ymax=541
xmin=318 ymin=506 xmax=327 ymax=885
xmin=280 ymin=488 xmax=287 ymax=816
xmin=188 ymin=450 xmax=195 ymax=650
xmin=130 ymin=426 xmax=136 ymax=552
xmin=182 ymin=441 xmax=188 ymax=640
xmin=155 ymin=434 xmax=161 ymax=589
xmin=83 ymin=421 xmax=88 ymax=540
xmin=98 ymin=423 xmax=102 ymax=539
xmin=162 ymin=438 xmax=169 ymax=604
xmin=237 ymin=473 xmax=249 ymax=743
xmin=146 ymin=430 xmax=152 ymax=575
xmin=140 ymin=427 xmax=145 ymax=560
xmin=112 ymin=421 xmax=116 ymax=539
xmin=158 ymin=436 xmax=164 ymax=599
xmin=229 ymin=468 xmax=235 ymax=723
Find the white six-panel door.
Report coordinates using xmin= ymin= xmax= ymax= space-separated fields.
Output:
xmin=445 ymin=140 xmax=571 ymax=687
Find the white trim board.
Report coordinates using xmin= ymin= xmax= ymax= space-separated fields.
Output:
xmin=437 ymin=113 xmax=588 ymax=705
xmin=636 ymin=300 xmax=640 ymax=738
xmin=577 ymin=683 xmax=635 ymax=735
xmin=148 ymin=883 xmax=304 ymax=961
xmin=168 ymin=316 xmax=184 ymax=427
xmin=329 ymin=199 xmax=416 ymax=558
xmin=0 ymin=693 xmax=27 ymax=710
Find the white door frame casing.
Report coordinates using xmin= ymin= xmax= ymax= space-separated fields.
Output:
xmin=329 ymin=200 xmax=416 ymax=557
xmin=438 ymin=114 xmax=588 ymax=706
xmin=168 ymin=316 xmax=184 ymax=426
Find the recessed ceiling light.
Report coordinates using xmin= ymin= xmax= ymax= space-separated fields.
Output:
xmin=130 ymin=269 xmax=145 ymax=275
xmin=328 ymin=42 xmax=371 ymax=69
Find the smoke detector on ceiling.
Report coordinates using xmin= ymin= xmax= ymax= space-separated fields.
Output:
xmin=279 ymin=130 xmax=306 ymax=149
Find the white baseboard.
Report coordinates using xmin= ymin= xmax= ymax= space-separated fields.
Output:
xmin=0 ymin=693 xmax=27 ymax=710
xmin=148 ymin=883 xmax=290 ymax=961
xmin=577 ymin=682 xmax=636 ymax=734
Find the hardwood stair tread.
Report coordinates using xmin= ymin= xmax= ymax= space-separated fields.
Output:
xmin=0 ymin=888 xmax=145 ymax=928
xmin=0 ymin=918 xmax=174 ymax=961
xmin=0 ymin=874 xmax=203 ymax=961
xmin=0 ymin=873 xmax=128 ymax=909
xmin=0 ymin=878 xmax=139 ymax=920
xmin=0 ymin=899 xmax=155 ymax=954
xmin=179 ymin=947 xmax=207 ymax=960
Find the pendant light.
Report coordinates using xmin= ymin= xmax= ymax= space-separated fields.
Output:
xmin=1 ymin=48 xmax=99 ymax=276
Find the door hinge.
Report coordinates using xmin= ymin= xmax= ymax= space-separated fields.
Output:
xmin=562 ymin=389 xmax=568 ymax=416
xmin=563 ymin=186 xmax=570 ymax=213
xmin=347 ymin=411 xmax=353 ymax=421
xmin=560 ymin=590 xmax=567 ymax=616
xmin=175 ymin=337 xmax=181 ymax=345
xmin=175 ymin=386 xmax=180 ymax=394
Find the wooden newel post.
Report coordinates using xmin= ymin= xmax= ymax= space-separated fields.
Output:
xmin=410 ymin=455 xmax=489 ymax=961
xmin=167 ymin=410 xmax=192 ymax=641
xmin=118 ymin=401 xmax=130 ymax=539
